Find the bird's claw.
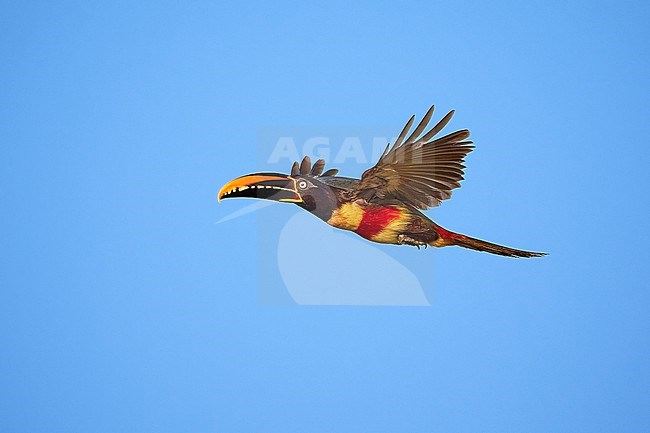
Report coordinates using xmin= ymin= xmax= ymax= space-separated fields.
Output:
xmin=398 ymin=234 xmax=428 ymax=249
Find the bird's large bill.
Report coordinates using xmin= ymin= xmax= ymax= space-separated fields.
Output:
xmin=218 ymin=173 xmax=303 ymax=203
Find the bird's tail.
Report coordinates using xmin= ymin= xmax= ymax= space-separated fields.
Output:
xmin=430 ymin=225 xmax=547 ymax=258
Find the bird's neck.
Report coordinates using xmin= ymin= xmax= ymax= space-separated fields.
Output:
xmin=297 ymin=188 xmax=346 ymax=222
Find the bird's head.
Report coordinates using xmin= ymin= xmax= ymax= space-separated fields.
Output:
xmin=218 ymin=157 xmax=341 ymax=220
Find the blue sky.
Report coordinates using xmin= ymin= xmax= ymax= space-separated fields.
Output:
xmin=1 ymin=1 xmax=649 ymax=432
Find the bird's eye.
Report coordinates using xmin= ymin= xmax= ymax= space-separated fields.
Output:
xmin=297 ymin=180 xmax=308 ymax=189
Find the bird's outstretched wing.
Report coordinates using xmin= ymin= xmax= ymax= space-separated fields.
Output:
xmin=349 ymin=105 xmax=474 ymax=209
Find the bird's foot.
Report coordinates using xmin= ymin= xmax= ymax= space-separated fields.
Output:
xmin=398 ymin=234 xmax=428 ymax=249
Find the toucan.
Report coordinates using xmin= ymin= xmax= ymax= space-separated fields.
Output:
xmin=218 ymin=105 xmax=546 ymax=258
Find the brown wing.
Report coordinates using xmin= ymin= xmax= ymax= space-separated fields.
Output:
xmin=351 ymin=105 xmax=473 ymax=209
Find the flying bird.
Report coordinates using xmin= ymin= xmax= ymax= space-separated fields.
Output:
xmin=218 ymin=105 xmax=546 ymax=258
